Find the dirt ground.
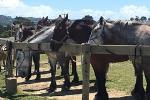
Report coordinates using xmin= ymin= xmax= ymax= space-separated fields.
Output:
xmin=17 ymin=63 xmax=135 ymax=100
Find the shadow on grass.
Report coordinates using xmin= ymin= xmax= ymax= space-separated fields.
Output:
xmin=23 ymin=87 xmax=134 ymax=100
xmin=23 ymin=80 xmax=96 ymax=92
xmin=23 ymin=84 xmax=96 ymax=97
xmin=17 ymin=75 xmax=63 ymax=85
xmin=0 ymin=89 xmax=29 ymax=100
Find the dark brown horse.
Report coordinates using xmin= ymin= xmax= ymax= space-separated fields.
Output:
xmin=50 ymin=15 xmax=145 ymax=100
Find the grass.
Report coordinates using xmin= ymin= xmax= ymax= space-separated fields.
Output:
xmin=0 ymin=54 xmax=147 ymax=99
xmin=0 ymin=73 xmax=52 ymax=100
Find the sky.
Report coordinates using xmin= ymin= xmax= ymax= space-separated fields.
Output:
xmin=0 ymin=0 xmax=150 ymax=20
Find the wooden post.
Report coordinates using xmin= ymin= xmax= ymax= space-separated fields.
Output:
xmin=82 ymin=43 xmax=91 ymax=100
xmin=5 ymin=77 xmax=17 ymax=94
xmin=5 ymin=41 xmax=13 ymax=77
xmin=5 ymin=41 xmax=17 ymax=94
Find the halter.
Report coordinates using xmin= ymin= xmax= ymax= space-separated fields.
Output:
xmin=50 ymin=18 xmax=72 ymax=45
xmin=50 ymin=30 xmax=70 ymax=44
xmin=89 ymin=21 xmax=117 ymax=55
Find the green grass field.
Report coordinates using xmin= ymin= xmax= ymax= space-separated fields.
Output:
xmin=0 ymin=54 xmax=146 ymax=99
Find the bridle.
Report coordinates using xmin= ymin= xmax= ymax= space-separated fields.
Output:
xmin=50 ymin=32 xmax=70 ymax=44
xmin=50 ymin=22 xmax=71 ymax=44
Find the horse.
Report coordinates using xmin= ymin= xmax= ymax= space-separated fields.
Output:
xmin=50 ymin=14 xmax=97 ymax=89
xmin=50 ymin=15 xmax=146 ymax=100
xmin=14 ymin=23 xmax=41 ymax=81
xmin=16 ymin=15 xmax=79 ymax=93
xmin=88 ymin=17 xmax=150 ymax=100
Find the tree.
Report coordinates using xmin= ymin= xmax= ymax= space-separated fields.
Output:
xmin=0 ymin=24 xmax=4 ymax=33
xmin=140 ymin=16 xmax=147 ymax=22
xmin=135 ymin=16 xmax=139 ymax=21
xmin=13 ymin=16 xmax=34 ymax=26
xmin=130 ymin=17 xmax=134 ymax=21
xmin=148 ymin=18 xmax=150 ymax=21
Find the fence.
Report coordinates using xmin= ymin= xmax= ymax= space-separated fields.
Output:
xmin=1 ymin=37 xmax=150 ymax=100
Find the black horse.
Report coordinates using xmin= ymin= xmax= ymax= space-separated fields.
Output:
xmin=50 ymin=15 xmax=146 ymax=100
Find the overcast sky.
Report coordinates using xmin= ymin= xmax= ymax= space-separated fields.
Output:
xmin=0 ymin=0 xmax=150 ymax=20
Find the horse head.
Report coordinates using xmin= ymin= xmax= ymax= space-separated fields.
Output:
xmin=50 ymin=14 xmax=95 ymax=52
xmin=88 ymin=16 xmax=109 ymax=45
xmin=50 ymin=14 xmax=69 ymax=51
xmin=36 ymin=16 xmax=51 ymax=30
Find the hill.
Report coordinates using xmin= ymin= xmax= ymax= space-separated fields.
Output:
xmin=0 ymin=15 xmax=40 ymax=26
xmin=0 ymin=15 xmax=13 ymax=26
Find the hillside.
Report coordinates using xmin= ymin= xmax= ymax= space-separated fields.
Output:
xmin=0 ymin=15 xmax=40 ymax=26
xmin=0 ymin=15 xmax=13 ymax=26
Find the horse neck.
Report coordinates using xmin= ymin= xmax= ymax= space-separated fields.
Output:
xmin=27 ymin=26 xmax=55 ymax=43
xmin=106 ymin=22 xmax=139 ymax=45
xmin=68 ymin=23 xmax=92 ymax=43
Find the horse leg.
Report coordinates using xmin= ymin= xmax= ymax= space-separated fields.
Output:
xmin=60 ymin=57 xmax=71 ymax=92
xmin=131 ymin=61 xmax=145 ymax=100
xmin=71 ymin=56 xmax=79 ymax=84
xmin=25 ymin=65 xmax=32 ymax=82
xmin=33 ymin=52 xmax=41 ymax=80
xmin=47 ymin=58 xmax=57 ymax=93
xmin=91 ymin=56 xmax=109 ymax=100
xmin=143 ymin=57 xmax=150 ymax=100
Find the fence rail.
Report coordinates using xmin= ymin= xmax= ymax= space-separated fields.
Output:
xmin=1 ymin=37 xmax=150 ymax=100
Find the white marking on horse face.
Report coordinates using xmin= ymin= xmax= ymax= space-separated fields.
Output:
xmin=88 ymin=24 xmax=104 ymax=45
xmin=94 ymin=24 xmax=101 ymax=31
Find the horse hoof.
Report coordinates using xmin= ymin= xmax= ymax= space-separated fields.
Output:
xmin=35 ymin=76 xmax=41 ymax=81
xmin=25 ymin=77 xmax=30 ymax=82
xmin=131 ymin=92 xmax=144 ymax=100
xmin=61 ymin=85 xmax=70 ymax=92
xmin=70 ymin=72 xmax=74 ymax=76
xmin=131 ymin=89 xmax=145 ymax=100
xmin=60 ymin=73 xmax=64 ymax=76
xmin=47 ymin=87 xmax=56 ymax=93
xmin=71 ymin=79 xmax=79 ymax=84
xmin=94 ymin=94 xmax=108 ymax=100
xmin=145 ymin=93 xmax=150 ymax=100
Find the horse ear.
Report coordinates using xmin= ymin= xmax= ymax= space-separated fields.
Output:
xmin=99 ymin=16 xmax=104 ymax=25
xmin=62 ymin=14 xmax=68 ymax=23
xmin=45 ymin=16 xmax=48 ymax=20
xmin=65 ymin=14 xmax=68 ymax=21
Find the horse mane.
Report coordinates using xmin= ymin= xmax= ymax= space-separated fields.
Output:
xmin=69 ymin=19 xmax=84 ymax=28
xmin=24 ymin=26 xmax=52 ymax=42
xmin=70 ymin=19 xmax=96 ymax=29
xmin=109 ymin=20 xmax=150 ymax=27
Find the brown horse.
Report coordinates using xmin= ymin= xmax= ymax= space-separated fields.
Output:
xmin=88 ymin=17 xmax=150 ymax=100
